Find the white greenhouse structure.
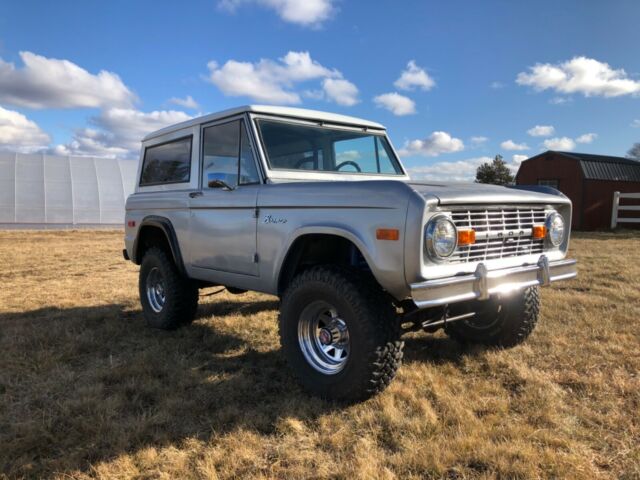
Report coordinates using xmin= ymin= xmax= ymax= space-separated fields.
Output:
xmin=0 ymin=152 xmax=137 ymax=227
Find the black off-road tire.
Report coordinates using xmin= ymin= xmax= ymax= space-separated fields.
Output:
xmin=139 ymin=247 xmax=199 ymax=329
xmin=279 ymin=266 xmax=404 ymax=403
xmin=446 ymin=286 xmax=540 ymax=348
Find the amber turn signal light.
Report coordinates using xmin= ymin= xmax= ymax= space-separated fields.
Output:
xmin=457 ymin=229 xmax=476 ymax=246
xmin=376 ymin=228 xmax=400 ymax=241
xmin=532 ymin=225 xmax=547 ymax=239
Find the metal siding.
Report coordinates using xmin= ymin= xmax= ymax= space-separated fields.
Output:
xmin=582 ymin=179 xmax=640 ymax=230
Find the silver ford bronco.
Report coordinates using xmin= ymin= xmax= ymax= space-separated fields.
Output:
xmin=123 ymin=105 xmax=577 ymax=402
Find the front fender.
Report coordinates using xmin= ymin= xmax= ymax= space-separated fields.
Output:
xmin=271 ymin=222 xmax=408 ymax=300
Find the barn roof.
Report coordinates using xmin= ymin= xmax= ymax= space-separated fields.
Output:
xmin=556 ymin=151 xmax=640 ymax=182
xmin=522 ymin=151 xmax=640 ymax=182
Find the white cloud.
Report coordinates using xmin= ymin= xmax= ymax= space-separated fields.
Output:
xmin=408 ymin=154 xmax=527 ymax=183
xmin=322 ymin=78 xmax=359 ymax=106
xmin=631 ymin=119 xmax=640 ymax=128
xmin=512 ymin=154 xmax=529 ymax=165
xmin=302 ymin=89 xmax=325 ymax=100
xmin=53 ymin=108 xmax=192 ymax=158
xmin=470 ymin=136 xmax=488 ymax=144
xmin=575 ymin=133 xmax=597 ymax=144
xmin=543 ymin=136 xmax=576 ymax=151
xmin=407 ymin=156 xmax=491 ymax=182
xmin=517 ymin=56 xmax=640 ymax=98
xmin=0 ymin=51 xmax=135 ymax=109
xmin=507 ymin=155 xmax=529 ymax=175
xmin=0 ymin=106 xmax=50 ymax=152
xmin=394 ymin=61 xmax=435 ymax=91
xmin=218 ymin=0 xmax=335 ymax=27
xmin=399 ymin=131 xmax=464 ymax=157
xmin=500 ymin=139 xmax=529 ymax=151
xmin=168 ymin=95 xmax=199 ymax=109
xmin=527 ymin=125 xmax=555 ymax=137
xmin=373 ymin=92 xmax=416 ymax=116
xmin=207 ymin=51 xmax=356 ymax=106
xmin=208 ymin=59 xmax=299 ymax=104
xmin=549 ymin=96 xmax=572 ymax=105
xmin=336 ymin=150 xmax=361 ymax=162
xmin=490 ymin=81 xmax=505 ymax=89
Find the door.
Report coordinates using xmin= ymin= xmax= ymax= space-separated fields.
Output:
xmin=188 ymin=118 xmax=262 ymax=276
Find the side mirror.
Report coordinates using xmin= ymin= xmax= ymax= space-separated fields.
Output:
xmin=207 ymin=173 xmax=235 ymax=190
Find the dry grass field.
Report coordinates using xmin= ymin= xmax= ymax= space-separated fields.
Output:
xmin=1 ymin=230 xmax=639 ymax=479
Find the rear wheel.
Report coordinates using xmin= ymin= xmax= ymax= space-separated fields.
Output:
xmin=279 ymin=266 xmax=403 ymax=402
xmin=139 ymin=247 xmax=199 ymax=329
xmin=446 ymin=286 xmax=540 ymax=348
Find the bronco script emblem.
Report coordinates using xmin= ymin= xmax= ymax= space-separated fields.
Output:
xmin=263 ymin=214 xmax=287 ymax=224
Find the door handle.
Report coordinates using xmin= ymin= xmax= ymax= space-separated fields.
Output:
xmin=189 ymin=191 xmax=203 ymax=198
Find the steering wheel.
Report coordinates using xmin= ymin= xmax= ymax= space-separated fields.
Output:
xmin=335 ymin=160 xmax=362 ymax=172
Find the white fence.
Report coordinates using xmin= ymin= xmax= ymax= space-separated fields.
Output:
xmin=611 ymin=191 xmax=640 ymax=229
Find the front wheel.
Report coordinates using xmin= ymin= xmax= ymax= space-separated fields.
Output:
xmin=279 ymin=266 xmax=404 ymax=403
xmin=446 ymin=286 xmax=540 ymax=348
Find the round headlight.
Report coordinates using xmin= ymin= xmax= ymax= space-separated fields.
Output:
xmin=546 ymin=212 xmax=565 ymax=247
xmin=426 ymin=216 xmax=457 ymax=258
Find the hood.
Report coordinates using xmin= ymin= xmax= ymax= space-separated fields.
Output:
xmin=407 ymin=182 xmax=568 ymax=205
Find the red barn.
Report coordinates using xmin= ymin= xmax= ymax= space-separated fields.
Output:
xmin=516 ymin=151 xmax=640 ymax=230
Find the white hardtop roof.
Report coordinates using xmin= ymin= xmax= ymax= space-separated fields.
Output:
xmin=143 ymin=105 xmax=386 ymax=141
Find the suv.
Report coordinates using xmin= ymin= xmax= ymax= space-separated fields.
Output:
xmin=124 ymin=105 xmax=577 ymax=402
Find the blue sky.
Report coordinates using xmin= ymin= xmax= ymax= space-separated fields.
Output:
xmin=1 ymin=0 xmax=639 ymax=181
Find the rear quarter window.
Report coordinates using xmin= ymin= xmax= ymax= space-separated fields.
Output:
xmin=140 ymin=136 xmax=192 ymax=186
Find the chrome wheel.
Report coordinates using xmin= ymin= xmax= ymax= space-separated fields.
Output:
xmin=146 ymin=266 xmax=166 ymax=313
xmin=298 ymin=301 xmax=350 ymax=375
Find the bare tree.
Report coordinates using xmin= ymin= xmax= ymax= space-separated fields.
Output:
xmin=627 ymin=143 xmax=640 ymax=161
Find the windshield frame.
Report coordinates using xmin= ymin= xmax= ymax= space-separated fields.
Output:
xmin=249 ymin=114 xmax=409 ymax=181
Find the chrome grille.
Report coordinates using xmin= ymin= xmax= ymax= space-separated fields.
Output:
xmin=449 ymin=207 xmax=546 ymax=262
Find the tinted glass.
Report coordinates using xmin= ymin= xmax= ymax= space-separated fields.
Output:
xmin=334 ymin=136 xmax=378 ymax=173
xmin=239 ymin=122 xmax=260 ymax=184
xmin=257 ymin=120 xmax=403 ymax=175
xmin=203 ymin=121 xmax=239 ymax=188
xmin=202 ymin=120 xmax=260 ymax=188
xmin=140 ymin=137 xmax=191 ymax=186
xmin=376 ymin=136 xmax=399 ymax=174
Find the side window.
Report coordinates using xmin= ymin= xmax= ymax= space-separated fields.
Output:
xmin=202 ymin=120 xmax=259 ymax=188
xmin=140 ymin=136 xmax=192 ymax=186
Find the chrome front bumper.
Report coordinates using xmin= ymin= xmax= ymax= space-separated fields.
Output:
xmin=410 ymin=255 xmax=577 ymax=309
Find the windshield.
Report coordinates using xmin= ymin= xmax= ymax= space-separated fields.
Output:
xmin=256 ymin=119 xmax=404 ymax=175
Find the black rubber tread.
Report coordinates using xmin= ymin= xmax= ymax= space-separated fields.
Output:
xmin=139 ymin=247 xmax=199 ymax=329
xmin=446 ymin=286 xmax=540 ymax=348
xmin=279 ymin=265 xmax=403 ymax=403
